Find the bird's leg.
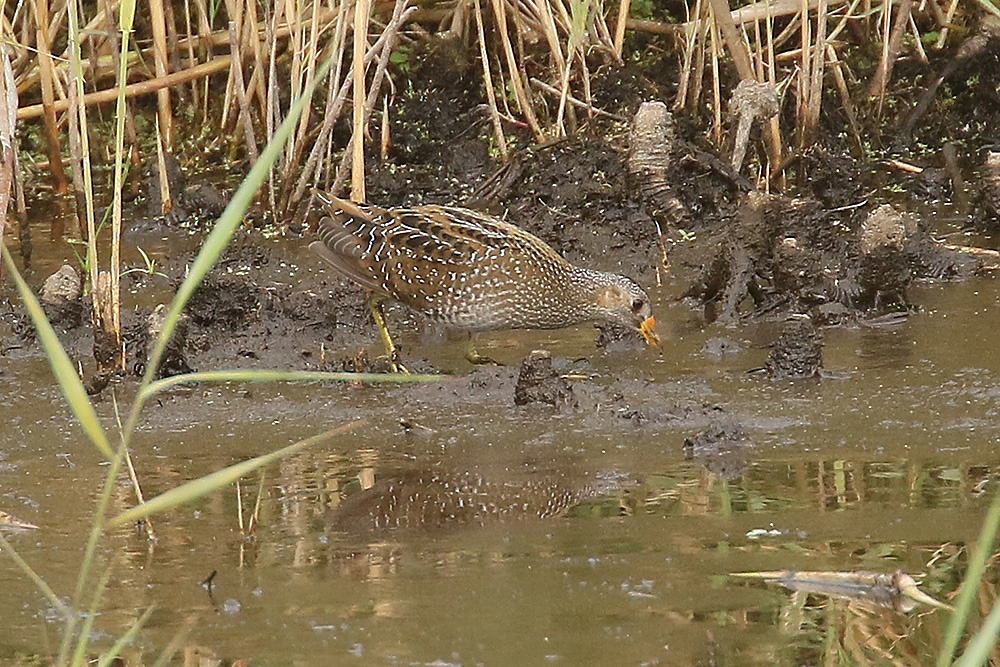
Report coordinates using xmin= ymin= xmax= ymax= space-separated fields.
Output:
xmin=465 ymin=332 xmax=500 ymax=366
xmin=369 ymin=294 xmax=408 ymax=374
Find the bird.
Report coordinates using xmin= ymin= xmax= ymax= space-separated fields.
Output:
xmin=309 ymin=190 xmax=659 ymax=372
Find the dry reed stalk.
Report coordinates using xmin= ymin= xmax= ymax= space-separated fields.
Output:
xmin=554 ymin=0 xmax=590 ymax=133
xmin=155 ymin=117 xmax=172 ymax=215
xmin=0 ymin=44 xmax=17 ymax=282
xmin=282 ymin=0 xmax=324 ymax=186
xmin=148 ymin=0 xmax=174 ymax=148
xmin=935 ymin=0 xmax=960 ymax=47
xmin=613 ymin=0 xmax=631 ymax=58
xmin=826 ymin=44 xmax=863 ymax=154
xmin=67 ymin=0 xmax=120 ymax=370
xmin=228 ymin=19 xmax=260 ymax=161
xmin=380 ymin=94 xmax=390 ymax=160
xmin=17 ymin=57 xmax=233 ymax=119
xmin=529 ymin=77 xmax=626 ymax=120
xmin=490 ymin=0 xmax=545 ymax=141
xmin=708 ymin=0 xmax=756 ymax=78
xmin=264 ymin=0 xmax=281 ymax=214
xmin=473 ymin=0 xmax=509 ymax=159
xmin=867 ymin=0 xmax=914 ymax=101
xmin=530 ymin=0 xmax=568 ymax=88
xmin=674 ymin=0 xmax=701 ymax=109
xmin=335 ymin=0 xmax=412 ymax=194
xmin=32 ymin=0 xmax=69 ymax=192
xmin=288 ymin=0 xmax=352 ymax=208
xmin=908 ymin=12 xmax=928 ymax=64
xmin=181 ymin=0 xmax=200 ymax=110
xmin=763 ymin=6 xmax=783 ymax=180
xmin=709 ymin=6 xmax=721 ymax=143
xmin=351 ymin=0 xmax=371 ymax=202
xmin=284 ymin=0 xmax=303 ymax=129
xmin=802 ymin=0 xmax=828 ymax=144
xmin=591 ymin=0 xmax=616 ymax=52
xmin=110 ymin=0 xmax=136 ymax=375
xmin=796 ymin=0 xmax=810 ymax=141
xmin=193 ymin=0 xmax=213 ymax=121
xmin=242 ymin=0 xmax=268 ymax=114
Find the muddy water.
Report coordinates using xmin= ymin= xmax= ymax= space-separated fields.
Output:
xmin=3 ymin=249 xmax=1000 ymax=664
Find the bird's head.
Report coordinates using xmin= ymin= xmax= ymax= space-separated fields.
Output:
xmin=593 ymin=276 xmax=660 ymax=348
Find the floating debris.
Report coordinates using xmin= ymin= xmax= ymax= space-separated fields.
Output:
xmin=730 ymin=570 xmax=951 ymax=612
xmin=0 ymin=510 xmax=38 ymax=530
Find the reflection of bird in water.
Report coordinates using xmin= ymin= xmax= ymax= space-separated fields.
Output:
xmin=309 ymin=190 xmax=659 ymax=371
xmin=328 ymin=469 xmax=616 ymax=534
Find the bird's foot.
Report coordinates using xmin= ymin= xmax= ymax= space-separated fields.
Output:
xmin=389 ymin=351 xmax=410 ymax=374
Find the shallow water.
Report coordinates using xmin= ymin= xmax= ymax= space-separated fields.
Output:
xmin=3 ymin=239 xmax=1000 ymax=664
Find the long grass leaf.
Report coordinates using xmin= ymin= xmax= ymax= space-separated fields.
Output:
xmin=107 ymin=420 xmax=364 ymax=528
xmin=938 ymin=487 xmax=1000 ymax=666
xmin=68 ymin=561 xmax=115 ymax=667
xmin=97 ymin=605 xmax=154 ymax=667
xmin=954 ymin=594 xmax=1000 ymax=667
xmin=139 ymin=368 xmax=444 ymax=401
xmin=0 ymin=244 xmax=113 ymax=459
xmin=0 ymin=531 xmax=71 ymax=620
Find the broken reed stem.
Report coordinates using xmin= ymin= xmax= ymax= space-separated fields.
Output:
xmin=613 ymin=0 xmax=630 ymax=58
xmin=111 ymin=0 xmax=136 ymax=368
xmin=287 ymin=0 xmax=352 ymax=209
xmin=148 ymin=0 xmax=173 ymax=149
xmin=803 ymin=0 xmax=827 ymax=144
xmin=32 ymin=0 xmax=69 ymax=193
xmin=277 ymin=0 xmax=324 ymax=200
xmin=351 ymin=0 xmax=370 ymax=202
xmin=0 ymin=45 xmax=16 ymax=283
xmin=473 ymin=0 xmax=509 ymax=160
xmin=182 ymin=0 xmax=200 ymax=109
xmin=228 ymin=19 xmax=260 ymax=161
xmin=709 ymin=5 xmax=721 ymax=143
xmin=826 ymin=44 xmax=863 ymax=154
xmin=333 ymin=0 xmax=411 ymax=194
xmin=763 ymin=6 xmax=783 ymax=182
xmin=242 ymin=0 xmax=267 ymax=115
xmin=866 ymin=0 xmax=912 ymax=101
xmin=17 ymin=57 xmax=233 ymax=119
xmin=706 ymin=0 xmax=755 ymax=79
xmin=529 ymin=77 xmax=626 ymax=121
xmin=264 ymin=1 xmax=279 ymax=214
xmin=490 ymin=0 xmax=545 ymax=141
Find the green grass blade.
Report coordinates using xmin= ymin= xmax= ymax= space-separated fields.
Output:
xmin=107 ymin=420 xmax=364 ymax=528
xmin=938 ymin=487 xmax=1000 ymax=666
xmin=0 ymin=531 xmax=72 ymax=621
xmin=67 ymin=561 xmax=115 ymax=667
xmin=1 ymin=243 xmax=113 ymax=460
xmin=97 ymin=605 xmax=153 ymax=667
xmin=954 ymin=594 xmax=1000 ymax=667
xmin=139 ymin=368 xmax=444 ymax=401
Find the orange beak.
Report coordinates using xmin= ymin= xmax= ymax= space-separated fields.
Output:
xmin=639 ymin=316 xmax=660 ymax=349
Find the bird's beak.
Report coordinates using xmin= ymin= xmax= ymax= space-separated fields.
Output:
xmin=639 ymin=316 xmax=660 ymax=349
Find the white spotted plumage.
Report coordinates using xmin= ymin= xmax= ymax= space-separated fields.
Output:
xmin=309 ymin=191 xmax=655 ymax=336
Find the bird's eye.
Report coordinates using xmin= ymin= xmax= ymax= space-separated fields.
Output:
xmin=631 ymin=297 xmax=645 ymax=313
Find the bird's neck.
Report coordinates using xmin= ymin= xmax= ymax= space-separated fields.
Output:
xmin=567 ymin=266 xmax=617 ymax=319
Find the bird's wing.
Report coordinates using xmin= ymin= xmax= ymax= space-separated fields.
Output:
xmin=310 ymin=191 xmax=388 ymax=294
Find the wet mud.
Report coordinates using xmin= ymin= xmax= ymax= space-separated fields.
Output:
xmin=4 ymin=33 xmax=1000 ymax=459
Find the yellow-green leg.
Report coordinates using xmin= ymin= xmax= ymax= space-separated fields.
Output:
xmin=369 ymin=294 xmax=408 ymax=374
xmin=465 ymin=332 xmax=500 ymax=366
